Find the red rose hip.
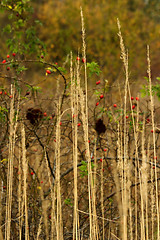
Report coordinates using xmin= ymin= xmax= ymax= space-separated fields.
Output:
xmin=100 ymin=94 xmax=104 ymax=99
xmin=96 ymin=81 xmax=100 ymax=85
xmin=46 ymin=70 xmax=51 ymax=74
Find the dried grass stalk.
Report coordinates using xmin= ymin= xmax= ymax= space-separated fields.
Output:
xmin=147 ymin=45 xmax=160 ymax=239
xmin=55 ymin=100 xmax=63 ymax=240
xmin=21 ymin=123 xmax=29 ymax=240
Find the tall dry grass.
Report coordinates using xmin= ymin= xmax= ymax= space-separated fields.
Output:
xmin=1 ymin=10 xmax=160 ymax=240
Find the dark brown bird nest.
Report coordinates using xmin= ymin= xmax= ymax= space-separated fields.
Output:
xmin=26 ymin=108 xmax=43 ymax=125
xmin=95 ymin=119 xmax=106 ymax=135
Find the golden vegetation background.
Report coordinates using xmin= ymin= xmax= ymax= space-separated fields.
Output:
xmin=37 ymin=0 xmax=160 ymax=84
xmin=1 ymin=1 xmax=160 ymax=239
xmin=1 ymin=0 xmax=160 ymax=87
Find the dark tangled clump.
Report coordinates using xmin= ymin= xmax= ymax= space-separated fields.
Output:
xmin=95 ymin=119 xmax=106 ymax=135
xmin=26 ymin=108 xmax=43 ymax=125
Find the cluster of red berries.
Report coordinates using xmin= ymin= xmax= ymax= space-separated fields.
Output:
xmin=96 ymin=80 xmax=100 ymax=85
xmin=113 ymin=96 xmax=139 ymax=110
xmin=131 ymin=96 xmax=139 ymax=110
xmin=131 ymin=96 xmax=139 ymax=101
xmin=46 ymin=70 xmax=51 ymax=74
xmin=43 ymin=112 xmax=55 ymax=120
xmin=0 ymin=91 xmax=12 ymax=98
xmin=76 ymin=57 xmax=85 ymax=63
xmin=95 ymin=80 xmax=104 ymax=106
xmin=2 ymin=53 xmax=16 ymax=63
xmin=2 ymin=53 xmax=16 ymax=71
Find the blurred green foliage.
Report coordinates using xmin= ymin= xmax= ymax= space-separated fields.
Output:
xmin=1 ymin=0 xmax=160 ymax=85
xmin=0 ymin=0 xmax=45 ymax=57
xmin=36 ymin=0 xmax=160 ymax=83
